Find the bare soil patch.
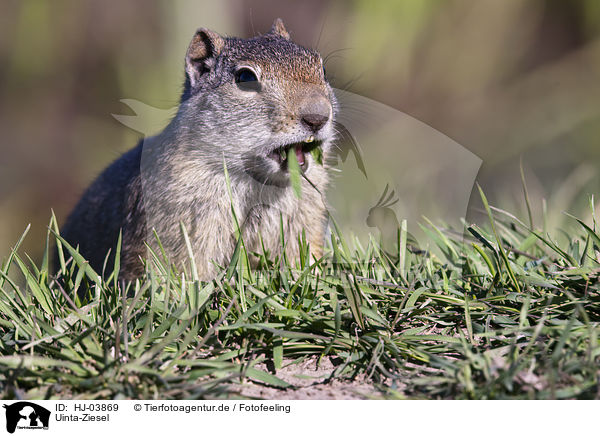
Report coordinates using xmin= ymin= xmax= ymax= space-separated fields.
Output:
xmin=232 ymin=357 xmax=384 ymax=400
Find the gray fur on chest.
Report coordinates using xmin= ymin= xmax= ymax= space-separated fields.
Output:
xmin=141 ymin=138 xmax=327 ymax=276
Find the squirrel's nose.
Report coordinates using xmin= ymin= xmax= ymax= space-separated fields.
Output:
xmin=300 ymin=96 xmax=331 ymax=133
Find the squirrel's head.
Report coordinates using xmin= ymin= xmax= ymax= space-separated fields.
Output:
xmin=178 ymin=19 xmax=336 ymax=186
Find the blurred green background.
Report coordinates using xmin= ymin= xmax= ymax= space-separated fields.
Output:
xmin=1 ymin=0 xmax=600 ymax=262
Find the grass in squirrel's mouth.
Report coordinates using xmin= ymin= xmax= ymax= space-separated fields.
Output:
xmin=267 ymin=138 xmax=322 ymax=170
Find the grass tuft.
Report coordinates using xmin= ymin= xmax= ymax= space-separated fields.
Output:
xmin=1 ymin=194 xmax=599 ymax=399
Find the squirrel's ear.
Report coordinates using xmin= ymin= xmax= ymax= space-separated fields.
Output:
xmin=185 ymin=28 xmax=225 ymax=87
xmin=269 ymin=18 xmax=290 ymax=40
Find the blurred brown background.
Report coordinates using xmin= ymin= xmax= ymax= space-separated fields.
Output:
xmin=1 ymin=0 xmax=599 ymax=262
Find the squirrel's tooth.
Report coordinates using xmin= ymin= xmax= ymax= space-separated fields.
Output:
xmin=305 ymin=136 xmax=315 ymax=143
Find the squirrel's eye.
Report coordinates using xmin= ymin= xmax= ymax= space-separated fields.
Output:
xmin=236 ymin=69 xmax=257 ymax=82
xmin=322 ymin=65 xmax=327 ymax=78
xmin=235 ymin=68 xmax=260 ymax=91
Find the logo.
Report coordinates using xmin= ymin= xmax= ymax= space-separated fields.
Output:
xmin=2 ymin=402 xmax=50 ymax=434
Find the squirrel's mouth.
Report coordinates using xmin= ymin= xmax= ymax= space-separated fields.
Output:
xmin=267 ymin=137 xmax=322 ymax=172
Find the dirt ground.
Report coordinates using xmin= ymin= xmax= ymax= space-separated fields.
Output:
xmin=232 ymin=357 xmax=384 ymax=400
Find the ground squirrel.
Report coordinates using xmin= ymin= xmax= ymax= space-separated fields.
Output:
xmin=60 ymin=19 xmax=336 ymax=281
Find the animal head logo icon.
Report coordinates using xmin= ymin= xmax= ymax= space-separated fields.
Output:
xmin=3 ymin=402 xmax=50 ymax=433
